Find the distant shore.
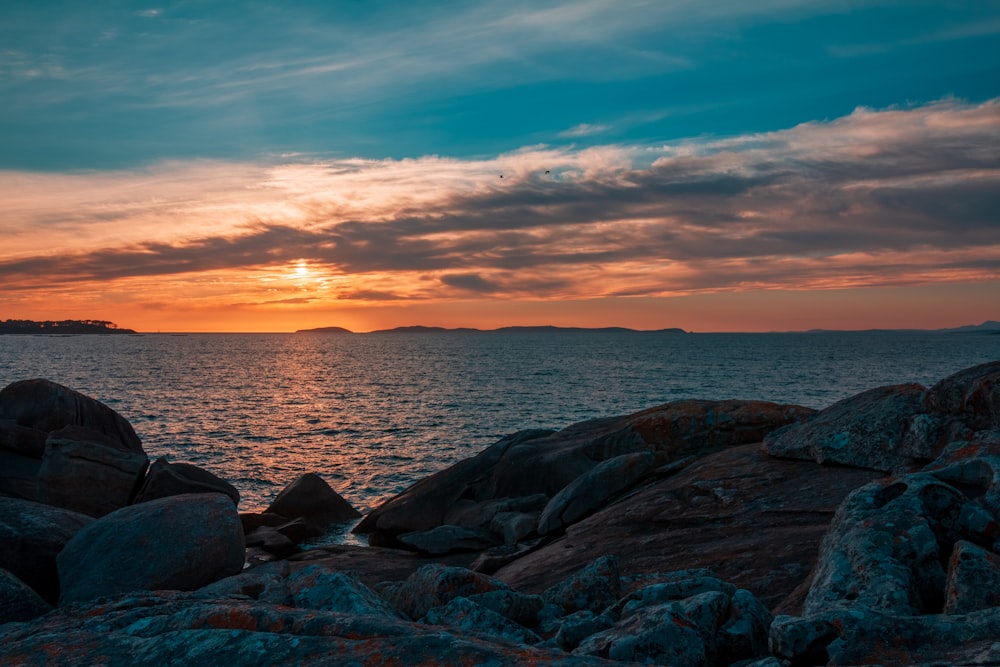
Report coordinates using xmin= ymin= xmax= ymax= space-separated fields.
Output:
xmin=0 ymin=319 xmax=136 ymax=335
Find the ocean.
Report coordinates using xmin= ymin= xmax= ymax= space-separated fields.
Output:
xmin=1 ymin=330 xmax=997 ymax=542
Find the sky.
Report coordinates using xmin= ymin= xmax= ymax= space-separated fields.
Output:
xmin=1 ymin=1 xmax=998 ymax=333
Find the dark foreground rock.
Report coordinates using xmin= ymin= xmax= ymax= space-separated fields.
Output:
xmin=57 ymin=493 xmax=245 ymax=604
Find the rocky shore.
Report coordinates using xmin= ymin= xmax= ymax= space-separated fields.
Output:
xmin=1 ymin=361 xmax=998 ymax=666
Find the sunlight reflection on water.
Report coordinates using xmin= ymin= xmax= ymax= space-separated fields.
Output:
xmin=1 ymin=331 xmax=997 ymax=532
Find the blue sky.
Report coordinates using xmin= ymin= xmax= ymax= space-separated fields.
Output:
xmin=4 ymin=1 xmax=998 ymax=169
xmin=1 ymin=1 xmax=998 ymax=332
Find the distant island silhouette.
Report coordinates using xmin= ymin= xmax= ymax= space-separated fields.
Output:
xmin=296 ymin=321 xmax=1000 ymax=335
xmin=296 ymin=325 xmax=689 ymax=334
xmin=0 ymin=319 xmax=137 ymax=335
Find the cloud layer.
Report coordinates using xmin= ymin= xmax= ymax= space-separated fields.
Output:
xmin=1 ymin=98 xmax=998 ymax=311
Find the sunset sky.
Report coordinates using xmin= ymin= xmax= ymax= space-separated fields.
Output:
xmin=1 ymin=1 xmax=998 ymax=333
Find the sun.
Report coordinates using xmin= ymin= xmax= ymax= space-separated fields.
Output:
xmin=293 ymin=260 xmax=310 ymax=277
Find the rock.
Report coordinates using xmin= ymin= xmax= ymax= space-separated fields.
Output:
xmin=491 ymin=510 xmax=540 ymax=544
xmin=718 ymin=588 xmax=774 ymax=666
xmin=57 ymin=493 xmax=245 ymax=604
xmin=554 ymin=610 xmax=615 ymax=651
xmin=421 ymin=596 xmax=542 ymax=645
xmin=538 ymin=451 xmax=654 ymax=535
xmin=0 ymin=590 xmax=616 ymax=666
xmin=495 ymin=444 xmax=883 ymax=612
xmin=0 ymin=421 xmax=47 ymax=458
xmin=193 ymin=560 xmax=292 ymax=605
xmin=466 ymin=588 xmax=545 ymax=627
xmin=0 ymin=447 xmax=41 ymax=500
xmin=772 ymin=607 xmax=1000 ymax=666
xmin=265 ymin=472 xmax=360 ymax=527
xmin=0 ymin=379 xmax=143 ymax=454
xmin=925 ymin=360 xmax=1000 ymax=432
xmin=135 ymin=457 xmax=240 ymax=507
xmin=398 ymin=524 xmax=499 ymax=555
xmin=804 ymin=474 xmax=957 ymax=616
xmin=354 ymin=429 xmax=555 ymax=537
xmin=0 ymin=497 xmax=93 ymax=604
xmin=943 ymin=540 xmax=1000 ymax=614
xmin=387 ymin=564 xmax=510 ymax=620
xmin=0 ymin=568 xmax=52 ymax=623
xmin=576 ymin=591 xmax=731 ymax=665
xmin=287 ymin=564 xmax=400 ymax=617
xmin=472 ymin=539 xmax=546 ymax=574
xmin=245 ymin=525 xmax=298 ymax=558
xmin=35 ymin=435 xmax=149 ymax=517
xmin=357 ymin=401 xmax=810 ymax=545
xmin=615 ymin=573 xmax=737 ymax=616
xmin=543 ymin=555 xmax=621 ymax=615
xmin=763 ymin=383 xmax=933 ymax=471
xmin=444 ymin=493 xmax=549 ymax=530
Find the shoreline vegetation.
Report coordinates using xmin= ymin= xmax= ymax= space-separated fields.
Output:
xmin=0 ymin=319 xmax=137 ymax=335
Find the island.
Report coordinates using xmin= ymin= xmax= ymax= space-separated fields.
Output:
xmin=0 ymin=319 xmax=136 ymax=335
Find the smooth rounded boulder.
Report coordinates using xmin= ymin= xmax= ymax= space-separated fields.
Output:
xmin=0 ymin=379 xmax=143 ymax=455
xmin=58 ymin=493 xmax=245 ymax=604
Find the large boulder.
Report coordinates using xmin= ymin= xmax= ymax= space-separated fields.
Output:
xmin=57 ymin=493 xmax=245 ymax=604
xmin=0 ymin=497 xmax=93 ymax=604
xmin=265 ymin=472 xmax=360 ymax=528
xmin=763 ymin=383 xmax=932 ymax=472
xmin=494 ymin=444 xmax=883 ymax=612
xmin=35 ymin=433 xmax=149 ymax=517
xmin=0 ymin=379 xmax=143 ymax=454
xmin=357 ymin=400 xmax=812 ymax=545
xmin=135 ymin=457 xmax=240 ymax=507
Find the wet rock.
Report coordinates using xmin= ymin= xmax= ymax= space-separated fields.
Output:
xmin=538 ymin=451 xmax=654 ymax=535
xmin=398 ymin=524 xmax=499 ymax=555
xmin=36 ymin=435 xmax=149 ymax=517
xmin=58 ymin=493 xmax=245 ymax=604
xmin=0 ymin=568 xmax=52 ymax=624
xmin=763 ymin=383 xmax=932 ymax=471
xmin=543 ymin=555 xmax=621 ymax=615
xmin=421 ymin=595 xmax=542 ymax=644
xmin=265 ymin=472 xmax=360 ymax=528
xmin=135 ymin=457 xmax=240 ymax=507
xmin=0 ymin=379 xmax=143 ymax=454
xmin=943 ymin=540 xmax=1000 ymax=614
xmin=388 ymin=564 xmax=510 ymax=620
xmin=0 ymin=497 xmax=93 ymax=604
xmin=287 ymin=564 xmax=399 ymax=617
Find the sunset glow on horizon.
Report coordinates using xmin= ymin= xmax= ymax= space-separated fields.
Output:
xmin=2 ymin=3 xmax=998 ymax=333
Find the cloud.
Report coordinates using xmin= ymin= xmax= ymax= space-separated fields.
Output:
xmin=0 ymin=98 xmax=998 ymax=306
xmin=559 ymin=123 xmax=611 ymax=138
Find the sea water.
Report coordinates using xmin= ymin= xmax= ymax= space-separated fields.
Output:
xmin=1 ymin=331 xmax=997 ymax=527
